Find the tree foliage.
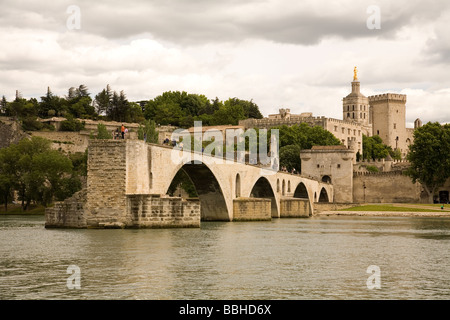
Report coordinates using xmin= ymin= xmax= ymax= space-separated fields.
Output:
xmin=143 ymin=91 xmax=263 ymax=127
xmin=138 ymin=119 xmax=159 ymax=143
xmin=362 ymin=135 xmax=392 ymax=161
xmin=0 ymin=137 xmax=81 ymax=210
xmin=406 ymin=122 xmax=450 ymax=203
xmin=270 ymin=123 xmax=341 ymax=173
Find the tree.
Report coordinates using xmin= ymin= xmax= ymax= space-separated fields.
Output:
xmin=362 ymin=135 xmax=390 ymax=160
xmin=94 ymin=84 xmax=112 ymax=115
xmin=0 ymin=145 xmax=18 ymax=211
xmin=167 ymin=169 xmax=198 ymax=198
xmin=0 ymin=95 xmax=7 ymax=114
xmin=60 ymin=114 xmax=85 ymax=131
xmin=39 ymin=87 xmax=65 ymax=118
xmin=138 ymin=119 xmax=159 ymax=143
xmin=0 ymin=137 xmax=76 ymax=210
xmin=406 ymin=122 xmax=450 ymax=203
xmin=279 ymin=145 xmax=302 ymax=173
xmin=96 ymin=123 xmax=112 ymax=139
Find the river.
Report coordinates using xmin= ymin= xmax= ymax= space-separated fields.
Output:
xmin=1 ymin=214 xmax=450 ymax=300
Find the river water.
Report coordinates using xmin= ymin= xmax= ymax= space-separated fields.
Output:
xmin=1 ymin=214 xmax=450 ymax=300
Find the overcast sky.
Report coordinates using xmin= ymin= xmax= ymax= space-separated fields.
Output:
xmin=1 ymin=0 xmax=450 ymax=126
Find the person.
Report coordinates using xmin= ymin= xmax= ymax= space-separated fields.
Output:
xmin=121 ymin=124 xmax=125 ymax=139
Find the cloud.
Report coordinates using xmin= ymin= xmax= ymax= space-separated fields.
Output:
xmin=1 ymin=0 xmax=450 ymax=124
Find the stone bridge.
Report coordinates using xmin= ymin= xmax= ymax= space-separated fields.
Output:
xmin=45 ymin=139 xmax=333 ymax=228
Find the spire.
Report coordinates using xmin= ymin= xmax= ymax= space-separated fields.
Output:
xmin=353 ymin=66 xmax=358 ymax=81
xmin=351 ymin=67 xmax=360 ymax=94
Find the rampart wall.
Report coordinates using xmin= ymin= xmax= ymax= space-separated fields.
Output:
xmin=353 ymin=171 xmax=424 ymax=203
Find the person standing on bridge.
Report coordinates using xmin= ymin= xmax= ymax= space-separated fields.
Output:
xmin=121 ymin=124 xmax=125 ymax=139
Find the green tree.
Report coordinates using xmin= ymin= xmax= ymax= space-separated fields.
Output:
xmin=362 ymin=135 xmax=390 ymax=161
xmin=406 ymin=122 xmax=450 ymax=203
xmin=60 ymin=115 xmax=85 ymax=131
xmin=39 ymin=87 xmax=65 ymax=118
xmin=0 ymin=95 xmax=7 ymax=114
xmin=167 ymin=169 xmax=198 ymax=198
xmin=279 ymin=145 xmax=302 ymax=173
xmin=94 ymin=84 xmax=113 ymax=116
xmin=138 ymin=119 xmax=159 ymax=143
xmin=32 ymin=149 xmax=73 ymax=206
xmin=96 ymin=123 xmax=112 ymax=139
xmin=66 ymin=86 xmax=95 ymax=119
xmin=0 ymin=137 xmax=76 ymax=210
xmin=0 ymin=146 xmax=19 ymax=211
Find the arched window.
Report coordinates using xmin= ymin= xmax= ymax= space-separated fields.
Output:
xmin=288 ymin=181 xmax=291 ymax=193
xmin=322 ymin=175 xmax=332 ymax=184
xmin=282 ymin=180 xmax=286 ymax=196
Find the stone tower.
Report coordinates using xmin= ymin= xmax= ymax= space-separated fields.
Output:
xmin=342 ymin=67 xmax=370 ymax=126
xmin=369 ymin=93 xmax=408 ymax=153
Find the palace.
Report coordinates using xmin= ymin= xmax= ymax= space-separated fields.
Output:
xmin=239 ymin=68 xmax=421 ymax=160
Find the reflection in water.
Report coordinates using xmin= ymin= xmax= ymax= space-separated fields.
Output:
xmin=1 ymin=215 xmax=450 ymax=299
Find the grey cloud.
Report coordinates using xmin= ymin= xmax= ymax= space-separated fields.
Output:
xmin=2 ymin=0 xmax=449 ymax=45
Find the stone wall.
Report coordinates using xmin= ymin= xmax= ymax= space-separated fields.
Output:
xmin=0 ymin=117 xmax=28 ymax=149
xmin=353 ymin=171 xmax=423 ymax=203
xmin=45 ymin=189 xmax=87 ymax=228
xmin=30 ymin=131 xmax=89 ymax=153
xmin=280 ymin=198 xmax=311 ymax=217
xmin=233 ymin=198 xmax=271 ymax=221
xmin=127 ymin=194 xmax=200 ymax=228
xmin=85 ymin=140 xmax=129 ymax=227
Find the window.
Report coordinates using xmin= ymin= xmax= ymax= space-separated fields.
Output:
xmin=394 ymin=123 xmax=397 ymax=129
xmin=342 ymin=128 xmax=345 ymax=134
xmin=377 ymin=130 xmax=380 ymax=135
xmin=334 ymin=126 xmax=338 ymax=132
xmin=348 ymin=129 xmax=351 ymax=135
xmin=360 ymin=113 xmax=362 ymax=118
xmin=337 ymin=164 xmax=341 ymax=168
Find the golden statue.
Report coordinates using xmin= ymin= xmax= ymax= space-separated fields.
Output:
xmin=353 ymin=66 xmax=358 ymax=81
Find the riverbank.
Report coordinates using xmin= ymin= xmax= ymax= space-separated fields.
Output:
xmin=316 ymin=203 xmax=450 ymax=217
xmin=316 ymin=211 xmax=450 ymax=217
xmin=0 ymin=204 xmax=46 ymax=215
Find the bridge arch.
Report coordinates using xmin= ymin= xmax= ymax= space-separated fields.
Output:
xmin=318 ymin=187 xmax=330 ymax=203
xmin=166 ymin=160 xmax=231 ymax=221
xmin=293 ymin=182 xmax=309 ymax=199
xmin=249 ymin=176 xmax=278 ymax=218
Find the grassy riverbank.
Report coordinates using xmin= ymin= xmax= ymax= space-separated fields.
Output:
xmin=0 ymin=204 xmax=46 ymax=215
xmin=317 ymin=203 xmax=450 ymax=217
xmin=340 ymin=204 xmax=447 ymax=212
